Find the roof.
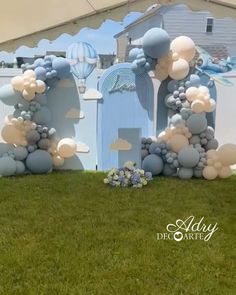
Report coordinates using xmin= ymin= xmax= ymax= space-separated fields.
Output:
xmin=114 ymin=0 xmax=236 ymax=38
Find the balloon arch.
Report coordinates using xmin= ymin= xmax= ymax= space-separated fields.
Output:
xmin=0 ymin=29 xmax=236 ymax=180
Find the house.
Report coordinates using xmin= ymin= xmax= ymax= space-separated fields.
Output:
xmin=114 ymin=4 xmax=236 ymax=62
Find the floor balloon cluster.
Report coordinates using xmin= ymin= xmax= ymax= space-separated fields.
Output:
xmin=0 ymin=56 xmax=78 ymax=177
xmin=131 ymin=28 xmax=236 ymax=180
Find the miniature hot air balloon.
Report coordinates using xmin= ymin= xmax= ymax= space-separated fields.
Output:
xmin=66 ymin=42 xmax=98 ymax=93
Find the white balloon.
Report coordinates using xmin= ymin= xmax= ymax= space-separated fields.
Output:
xmin=57 ymin=138 xmax=77 ymax=158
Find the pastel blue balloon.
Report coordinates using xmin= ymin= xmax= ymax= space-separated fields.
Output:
xmin=178 ymin=167 xmax=193 ymax=180
xmin=178 ymin=146 xmax=200 ymax=168
xmin=149 ymin=142 xmax=159 ymax=154
xmin=0 ymin=143 xmax=13 ymax=157
xmin=189 ymin=135 xmax=201 ymax=145
xmin=34 ymin=58 xmax=44 ymax=67
xmin=163 ymin=164 xmax=177 ymax=176
xmin=170 ymin=114 xmax=185 ymax=126
xmin=33 ymin=106 xmax=51 ymax=126
xmin=52 ymin=57 xmax=71 ymax=79
xmin=0 ymin=157 xmax=17 ymax=176
xmin=128 ymin=48 xmax=142 ymax=62
xmin=0 ymin=84 xmax=22 ymax=106
xmin=142 ymin=154 xmax=163 ymax=176
xmin=13 ymin=146 xmax=28 ymax=161
xmin=15 ymin=161 xmax=26 ymax=175
xmin=35 ymin=66 xmax=47 ymax=81
xmin=190 ymin=74 xmax=201 ymax=87
xmin=26 ymin=150 xmax=52 ymax=174
xmin=167 ymin=80 xmax=178 ymax=92
xmin=186 ymin=113 xmax=207 ymax=134
xmin=142 ymin=28 xmax=170 ymax=59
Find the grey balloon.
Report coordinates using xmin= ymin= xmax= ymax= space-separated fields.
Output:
xmin=142 ymin=154 xmax=164 ymax=176
xmin=26 ymin=130 xmax=40 ymax=144
xmin=38 ymin=139 xmax=51 ymax=150
xmin=186 ymin=113 xmax=207 ymax=134
xmin=178 ymin=167 xmax=194 ymax=180
xmin=205 ymin=139 xmax=219 ymax=151
xmin=13 ymin=146 xmax=28 ymax=161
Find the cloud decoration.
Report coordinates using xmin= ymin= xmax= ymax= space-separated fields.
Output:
xmin=76 ymin=142 xmax=90 ymax=153
xmin=65 ymin=108 xmax=85 ymax=119
xmin=110 ymin=138 xmax=132 ymax=151
xmin=83 ymin=88 xmax=103 ymax=100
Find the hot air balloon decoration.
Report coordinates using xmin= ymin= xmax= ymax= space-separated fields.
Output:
xmin=66 ymin=42 xmax=98 ymax=93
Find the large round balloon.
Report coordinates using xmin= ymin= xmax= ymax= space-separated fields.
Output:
xmin=0 ymin=143 xmax=13 ymax=157
xmin=142 ymin=154 xmax=163 ymax=176
xmin=26 ymin=150 xmax=53 ymax=174
xmin=178 ymin=146 xmax=200 ymax=168
xmin=0 ymin=84 xmax=22 ymax=106
xmin=1 ymin=124 xmax=24 ymax=145
xmin=0 ymin=157 xmax=17 ymax=176
xmin=186 ymin=114 xmax=207 ymax=134
xmin=57 ymin=138 xmax=77 ymax=158
xmin=203 ymin=166 xmax=218 ymax=180
xmin=218 ymin=144 xmax=236 ymax=166
xmin=142 ymin=28 xmax=170 ymax=59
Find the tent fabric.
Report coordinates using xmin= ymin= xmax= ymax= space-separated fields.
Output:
xmin=0 ymin=0 xmax=235 ymax=52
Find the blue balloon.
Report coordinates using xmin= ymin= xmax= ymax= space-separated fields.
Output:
xmin=178 ymin=146 xmax=200 ymax=168
xmin=178 ymin=167 xmax=193 ymax=180
xmin=167 ymin=80 xmax=178 ymax=92
xmin=163 ymin=164 xmax=177 ymax=176
xmin=13 ymin=147 xmax=28 ymax=161
xmin=142 ymin=154 xmax=163 ymax=176
xmin=128 ymin=48 xmax=142 ymax=62
xmin=0 ymin=84 xmax=22 ymax=106
xmin=66 ymin=42 xmax=97 ymax=88
xmin=186 ymin=114 xmax=207 ymax=135
xmin=0 ymin=143 xmax=13 ymax=157
xmin=52 ymin=57 xmax=71 ymax=79
xmin=0 ymin=157 xmax=16 ymax=176
xmin=15 ymin=161 xmax=26 ymax=175
xmin=26 ymin=150 xmax=53 ymax=174
xmin=142 ymin=28 xmax=170 ymax=59
xmin=35 ymin=66 xmax=47 ymax=81
xmin=190 ymin=74 xmax=201 ymax=87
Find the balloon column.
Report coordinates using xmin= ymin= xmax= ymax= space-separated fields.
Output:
xmin=0 ymin=56 xmax=78 ymax=177
xmin=66 ymin=42 xmax=98 ymax=93
xmin=131 ymin=28 xmax=236 ymax=180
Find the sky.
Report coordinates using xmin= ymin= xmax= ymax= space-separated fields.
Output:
xmin=0 ymin=12 xmax=142 ymax=63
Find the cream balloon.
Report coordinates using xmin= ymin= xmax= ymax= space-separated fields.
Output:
xmin=24 ymin=69 xmax=36 ymax=79
xmin=36 ymin=80 xmax=46 ymax=93
xmin=191 ymin=100 xmax=205 ymax=113
xmin=203 ymin=166 xmax=218 ymax=180
xmin=218 ymin=144 xmax=236 ymax=166
xmin=53 ymin=155 xmax=65 ymax=167
xmin=218 ymin=166 xmax=232 ymax=179
xmin=170 ymin=36 xmax=196 ymax=62
xmin=22 ymin=89 xmax=35 ymax=101
xmin=168 ymin=58 xmax=189 ymax=80
xmin=207 ymin=150 xmax=219 ymax=161
xmin=205 ymin=99 xmax=216 ymax=112
xmin=1 ymin=124 xmax=24 ymax=144
xmin=11 ymin=76 xmax=24 ymax=91
xmin=57 ymin=138 xmax=77 ymax=158
xmin=198 ymin=86 xmax=209 ymax=95
xmin=155 ymin=65 xmax=169 ymax=81
xmin=185 ymin=87 xmax=198 ymax=102
xmin=169 ymin=134 xmax=189 ymax=153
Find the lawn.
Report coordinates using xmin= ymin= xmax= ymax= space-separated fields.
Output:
xmin=0 ymin=172 xmax=235 ymax=295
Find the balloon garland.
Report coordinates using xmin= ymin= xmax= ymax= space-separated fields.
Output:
xmin=133 ymin=28 xmax=236 ymax=180
xmin=0 ymin=55 xmax=78 ymax=176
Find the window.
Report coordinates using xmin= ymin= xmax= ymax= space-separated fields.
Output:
xmin=206 ymin=18 xmax=214 ymax=33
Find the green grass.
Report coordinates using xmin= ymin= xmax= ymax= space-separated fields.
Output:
xmin=0 ymin=172 xmax=235 ymax=295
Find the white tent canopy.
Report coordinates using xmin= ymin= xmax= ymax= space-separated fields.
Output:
xmin=0 ymin=0 xmax=235 ymax=52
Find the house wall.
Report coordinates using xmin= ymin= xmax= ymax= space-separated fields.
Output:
xmin=116 ymin=4 xmax=236 ymax=61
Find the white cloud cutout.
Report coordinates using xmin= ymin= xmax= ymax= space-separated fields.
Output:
xmin=110 ymin=138 xmax=132 ymax=151
xmin=65 ymin=108 xmax=85 ymax=119
xmin=83 ymin=89 xmax=103 ymax=100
